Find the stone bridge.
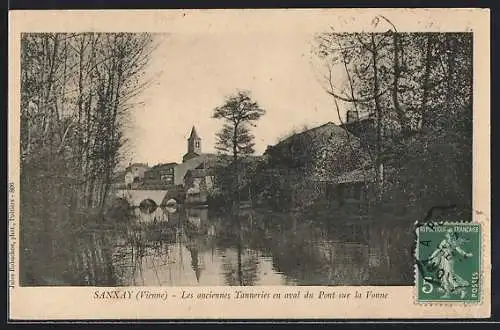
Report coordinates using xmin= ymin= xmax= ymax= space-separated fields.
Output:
xmin=114 ymin=189 xmax=184 ymax=208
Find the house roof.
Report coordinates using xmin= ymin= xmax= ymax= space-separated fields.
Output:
xmin=272 ymin=122 xmax=357 ymax=150
xmin=149 ymin=162 xmax=178 ymax=171
xmin=339 ymin=116 xmax=375 ymax=137
xmin=131 ymin=163 xmax=149 ymax=167
xmin=174 ymin=154 xmax=218 ymax=185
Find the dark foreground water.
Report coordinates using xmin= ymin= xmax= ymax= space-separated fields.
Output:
xmin=21 ymin=207 xmax=414 ymax=286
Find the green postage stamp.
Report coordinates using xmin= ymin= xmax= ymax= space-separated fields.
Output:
xmin=415 ymin=222 xmax=482 ymax=303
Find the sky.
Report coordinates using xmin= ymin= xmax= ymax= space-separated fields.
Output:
xmin=123 ymin=13 xmax=360 ymax=166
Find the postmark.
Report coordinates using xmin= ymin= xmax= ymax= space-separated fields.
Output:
xmin=415 ymin=222 xmax=481 ymax=303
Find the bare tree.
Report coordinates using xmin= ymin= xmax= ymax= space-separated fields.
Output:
xmin=313 ymin=23 xmax=473 ymax=210
xmin=21 ymin=32 xmax=156 ymax=217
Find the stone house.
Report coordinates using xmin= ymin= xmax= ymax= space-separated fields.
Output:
xmin=144 ymin=162 xmax=178 ymax=186
xmin=184 ymin=167 xmax=216 ymax=204
xmin=124 ymin=163 xmax=149 ymax=187
xmin=256 ymin=121 xmax=368 ymax=209
xmin=311 ymin=167 xmax=376 ymax=206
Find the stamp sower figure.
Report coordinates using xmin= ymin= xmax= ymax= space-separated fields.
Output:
xmin=426 ymin=229 xmax=473 ymax=299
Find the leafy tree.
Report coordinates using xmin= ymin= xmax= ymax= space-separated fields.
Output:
xmin=212 ymin=91 xmax=266 ymax=206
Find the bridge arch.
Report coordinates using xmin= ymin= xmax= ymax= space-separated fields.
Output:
xmin=115 ymin=189 xmax=169 ymax=208
xmin=138 ymin=198 xmax=158 ymax=214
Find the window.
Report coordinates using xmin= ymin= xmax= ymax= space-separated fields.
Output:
xmin=161 ymin=174 xmax=173 ymax=184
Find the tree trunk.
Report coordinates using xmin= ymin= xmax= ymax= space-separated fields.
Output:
xmin=371 ymin=34 xmax=384 ymax=201
xmin=392 ymin=32 xmax=406 ymax=133
xmin=420 ymin=34 xmax=433 ymax=130
xmin=233 ymin=123 xmax=240 ymax=209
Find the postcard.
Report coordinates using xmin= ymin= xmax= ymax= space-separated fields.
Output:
xmin=8 ymin=8 xmax=491 ymax=319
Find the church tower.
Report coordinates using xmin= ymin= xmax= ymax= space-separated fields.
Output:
xmin=188 ymin=126 xmax=201 ymax=154
xmin=183 ymin=126 xmax=202 ymax=162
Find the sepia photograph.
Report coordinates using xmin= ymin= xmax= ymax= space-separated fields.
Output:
xmin=8 ymin=8 xmax=491 ymax=320
xmin=17 ymin=22 xmax=476 ymax=288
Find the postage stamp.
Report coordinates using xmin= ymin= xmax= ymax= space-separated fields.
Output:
xmin=415 ymin=222 xmax=481 ymax=303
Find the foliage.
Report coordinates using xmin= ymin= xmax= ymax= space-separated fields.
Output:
xmin=211 ymin=156 xmax=262 ymax=208
xmin=313 ymin=27 xmax=473 ymax=214
xmin=212 ymin=90 xmax=266 ymax=158
xmin=212 ymin=91 xmax=266 ymax=205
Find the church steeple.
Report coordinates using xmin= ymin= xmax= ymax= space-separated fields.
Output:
xmin=189 ymin=126 xmax=199 ymax=140
xmin=183 ymin=126 xmax=202 ymax=162
xmin=187 ymin=126 xmax=201 ymax=154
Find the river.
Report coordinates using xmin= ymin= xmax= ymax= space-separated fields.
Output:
xmin=21 ymin=207 xmax=414 ymax=286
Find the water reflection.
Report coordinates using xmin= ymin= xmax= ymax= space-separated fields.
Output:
xmin=25 ymin=208 xmax=414 ymax=286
